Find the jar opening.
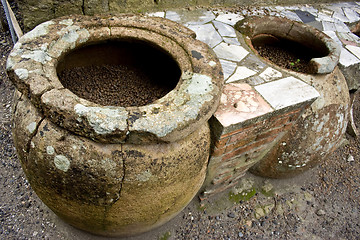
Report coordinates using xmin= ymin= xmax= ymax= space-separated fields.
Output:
xmin=251 ymin=34 xmax=329 ymax=74
xmin=57 ymin=39 xmax=181 ymax=107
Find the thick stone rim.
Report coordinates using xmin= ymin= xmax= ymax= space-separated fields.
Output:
xmin=7 ymin=14 xmax=223 ymax=144
xmin=235 ymin=16 xmax=340 ymax=74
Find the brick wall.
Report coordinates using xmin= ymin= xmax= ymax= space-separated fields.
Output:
xmin=201 ymin=82 xmax=317 ymax=200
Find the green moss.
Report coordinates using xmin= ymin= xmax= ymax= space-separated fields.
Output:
xmin=259 ymin=188 xmax=275 ymax=197
xmin=158 ymin=231 xmax=171 ymax=240
xmin=229 ymin=187 xmax=256 ymax=203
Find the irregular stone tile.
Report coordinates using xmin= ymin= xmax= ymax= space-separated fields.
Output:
xmin=214 ymin=12 xmax=244 ymax=26
xmin=285 ymin=6 xmax=300 ymax=10
xmin=333 ymin=9 xmax=350 ymax=23
xmin=325 ymin=5 xmax=344 ymax=13
xmin=259 ymin=67 xmax=282 ymax=82
xmin=187 ymin=24 xmax=223 ymax=48
xmin=345 ymin=45 xmax=360 ymax=60
xmin=185 ymin=10 xmax=216 ymax=25
xmin=223 ymin=37 xmax=240 ymax=46
xmin=165 ymin=11 xmax=181 ymax=22
xmin=294 ymin=10 xmax=316 ymax=23
xmin=322 ymin=21 xmax=336 ymax=32
xmin=307 ymin=21 xmax=323 ymax=31
xmin=343 ymin=7 xmax=360 ymax=22
xmin=255 ymin=77 xmax=320 ymax=110
xmin=338 ymin=32 xmax=360 ymax=45
xmin=333 ymin=2 xmax=359 ymax=8
xmin=316 ymin=12 xmax=335 ymax=22
xmin=334 ymin=19 xmax=351 ymax=32
xmin=274 ymin=6 xmax=285 ymax=11
xmin=226 ymin=66 xmax=257 ymax=83
xmin=147 ymin=12 xmax=165 ymax=18
xmin=281 ymin=11 xmax=303 ymax=22
xmin=244 ymin=76 xmax=265 ymax=86
xmin=323 ymin=31 xmax=343 ymax=47
xmin=213 ymin=21 xmax=237 ymax=37
xmin=214 ymin=83 xmax=273 ymax=127
xmin=219 ymin=59 xmax=237 ymax=80
xmin=300 ymin=6 xmax=319 ymax=16
xmin=213 ymin=42 xmax=249 ymax=62
xmin=241 ymin=54 xmax=267 ymax=72
xmin=339 ymin=47 xmax=360 ymax=67
xmin=166 ymin=9 xmax=215 ymax=26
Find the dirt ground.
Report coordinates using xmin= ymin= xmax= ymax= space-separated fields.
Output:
xmin=1 ymin=5 xmax=360 ymax=240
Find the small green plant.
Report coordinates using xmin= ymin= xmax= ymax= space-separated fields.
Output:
xmin=229 ymin=188 xmax=257 ymax=203
xmin=289 ymin=58 xmax=300 ymax=66
xmin=158 ymin=231 xmax=171 ymax=240
xmin=289 ymin=58 xmax=301 ymax=71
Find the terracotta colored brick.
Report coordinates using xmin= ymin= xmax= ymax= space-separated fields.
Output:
xmin=222 ymin=134 xmax=278 ymax=161
xmin=227 ymin=166 xmax=249 ymax=183
xmin=256 ymin=126 xmax=285 ymax=141
xmin=225 ymin=136 xmax=256 ymax=154
xmin=212 ymin=146 xmax=226 ymax=157
xmin=220 ymin=127 xmax=245 ymax=139
xmin=228 ymin=127 xmax=255 ymax=144
xmin=214 ymin=137 xmax=230 ymax=148
xmin=212 ymin=172 xmax=232 ymax=185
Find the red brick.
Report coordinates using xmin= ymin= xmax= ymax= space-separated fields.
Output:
xmin=214 ymin=137 xmax=230 ymax=148
xmin=227 ymin=166 xmax=249 ymax=183
xmin=212 ymin=173 xmax=232 ymax=185
xmin=228 ymin=128 xmax=255 ymax=144
xmin=256 ymin=126 xmax=285 ymax=141
xmin=212 ymin=147 xmax=226 ymax=157
xmin=219 ymin=120 xmax=263 ymax=139
xmin=225 ymin=136 xmax=256 ymax=154
xmin=222 ymin=134 xmax=278 ymax=161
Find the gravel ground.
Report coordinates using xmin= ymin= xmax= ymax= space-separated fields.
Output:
xmin=1 ymin=3 xmax=360 ymax=240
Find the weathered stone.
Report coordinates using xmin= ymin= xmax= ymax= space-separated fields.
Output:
xmin=7 ymin=15 xmax=223 ymax=144
xmin=236 ymin=16 xmax=341 ymax=74
xmin=8 ymin=14 xmax=223 ymax=237
xmin=250 ymin=67 xmax=349 ymax=178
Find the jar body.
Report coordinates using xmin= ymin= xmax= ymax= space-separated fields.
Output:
xmin=250 ymin=67 xmax=350 ymax=178
xmin=13 ymin=92 xmax=210 ymax=236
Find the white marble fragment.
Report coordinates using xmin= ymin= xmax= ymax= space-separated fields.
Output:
xmin=345 ymin=45 xmax=360 ymax=60
xmin=323 ymin=31 xmax=343 ymax=47
xmin=214 ymin=12 xmax=244 ymax=26
xmin=322 ymin=21 xmax=336 ymax=32
xmin=339 ymin=48 xmax=360 ymax=67
xmin=226 ymin=66 xmax=256 ymax=83
xmin=219 ymin=59 xmax=237 ymax=80
xmin=213 ymin=21 xmax=237 ymax=37
xmin=343 ymin=8 xmax=360 ymax=22
xmin=223 ymin=37 xmax=240 ymax=46
xmin=187 ymin=24 xmax=223 ymax=48
xmin=147 ymin=12 xmax=165 ymax=18
xmin=255 ymin=77 xmax=320 ymax=110
xmin=259 ymin=67 xmax=282 ymax=82
xmin=213 ymin=42 xmax=249 ymax=62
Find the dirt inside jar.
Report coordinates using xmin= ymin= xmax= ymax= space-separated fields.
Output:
xmin=252 ymin=35 xmax=326 ymax=74
xmin=58 ymin=64 xmax=174 ymax=107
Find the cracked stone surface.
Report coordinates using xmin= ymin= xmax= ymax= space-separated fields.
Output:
xmin=7 ymin=14 xmax=222 ymax=236
xmin=7 ymin=14 xmax=223 ymax=144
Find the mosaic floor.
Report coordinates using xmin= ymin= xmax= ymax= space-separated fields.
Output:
xmin=148 ymin=2 xmax=360 ymax=131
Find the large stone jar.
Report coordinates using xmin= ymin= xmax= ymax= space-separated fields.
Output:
xmin=7 ymin=15 xmax=223 ymax=236
xmin=236 ymin=16 xmax=350 ymax=178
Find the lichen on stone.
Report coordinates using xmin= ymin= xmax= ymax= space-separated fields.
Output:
xmin=74 ymin=104 xmax=128 ymax=135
